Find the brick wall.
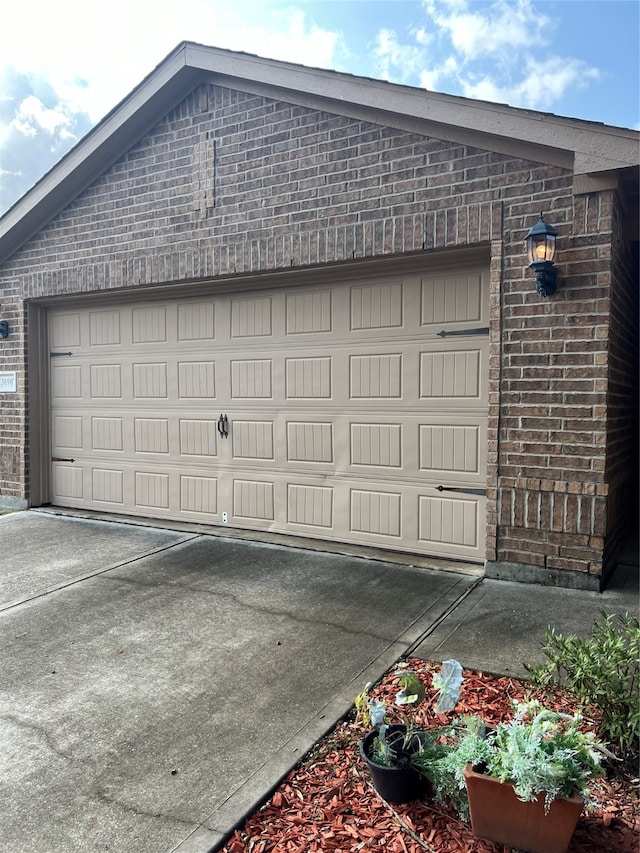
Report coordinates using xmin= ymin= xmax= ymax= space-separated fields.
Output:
xmin=486 ymin=189 xmax=627 ymax=587
xmin=0 ymin=81 xmax=634 ymax=586
xmin=602 ymin=192 xmax=639 ymax=578
xmin=7 ymin=86 xmax=508 ymax=290
xmin=0 ymin=275 xmax=25 ymax=503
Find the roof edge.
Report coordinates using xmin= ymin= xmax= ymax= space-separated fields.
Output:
xmin=2 ymin=42 xmax=638 ymax=265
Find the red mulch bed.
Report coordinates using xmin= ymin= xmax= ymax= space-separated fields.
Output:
xmin=220 ymin=659 xmax=639 ymax=853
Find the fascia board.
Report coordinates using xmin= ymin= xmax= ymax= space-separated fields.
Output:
xmin=185 ymin=43 xmax=639 ymax=175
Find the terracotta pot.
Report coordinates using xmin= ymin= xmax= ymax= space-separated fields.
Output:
xmin=359 ymin=725 xmax=430 ymax=804
xmin=464 ymin=764 xmax=584 ymax=853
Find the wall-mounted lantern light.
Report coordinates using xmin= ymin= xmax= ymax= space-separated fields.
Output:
xmin=525 ymin=213 xmax=558 ymax=297
xmin=0 ymin=321 xmax=9 ymax=339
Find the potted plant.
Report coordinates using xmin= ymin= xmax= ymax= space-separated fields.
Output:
xmin=356 ymin=660 xmax=463 ymax=803
xmin=411 ymin=714 xmax=492 ymax=819
xmin=432 ymin=700 xmax=614 ymax=853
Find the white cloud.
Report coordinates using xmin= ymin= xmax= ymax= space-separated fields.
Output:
xmin=509 ymin=57 xmax=600 ymax=111
xmin=370 ymin=0 xmax=554 ymax=97
xmin=0 ymin=1 xmax=345 ymax=123
xmin=369 ymin=0 xmax=603 ymax=113
xmin=11 ymin=96 xmax=76 ymax=139
xmin=216 ymin=9 xmax=343 ymax=69
xmin=411 ymin=27 xmax=433 ymax=48
xmin=419 ymin=55 xmax=459 ymax=92
xmin=423 ymin=0 xmax=550 ymax=61
xmin=372 ymin=28 xmax=429 ymax=83
xmin=0 ymin=1 xmax=346 ymax=211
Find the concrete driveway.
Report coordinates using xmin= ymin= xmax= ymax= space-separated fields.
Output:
xmin=1 ymin=511 xmax=479 ymax=853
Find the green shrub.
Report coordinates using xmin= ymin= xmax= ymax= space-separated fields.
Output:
xmin=525 ymin=611 xmax=640 ymax=760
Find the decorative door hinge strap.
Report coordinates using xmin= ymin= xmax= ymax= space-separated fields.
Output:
xmin=50 ymin=351 xmax=73 ymax=357
xmin=437 ymin=485 xmax=487 ymax=496
xmin=437 ymin=327 xmax=489 ymax=338
xmin=52 ymin=457 xmax=75 ymax=463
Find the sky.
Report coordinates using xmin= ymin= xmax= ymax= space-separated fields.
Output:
xmin=0 ymin=0 xmax=638 ymax=215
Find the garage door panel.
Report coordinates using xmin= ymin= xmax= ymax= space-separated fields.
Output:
xmin=51 ymin=312 xmax=81 ymax=348
xmin=350 ymin=281 xmax=403 ymax=330
xmin=179 ymin=419 xmax=218 ymax=457
xmin=350 ymin=423 xmax=402 ymax=468
xmin=49 ymin=263 xmax=488 ymax=562
xmin=419 ymin=349 xmax=481 ymax=400
xmin=231 ymin=295 xmax=273 ymax=338
xmin=420 ymin=273 xmax=484 ymax=327
xmin=233 ymin=479 xmax=275 ymax=522
xmin=180 ymin=475 xmax=218 ymax=515
xmin=132 ymin=362 xmax=168 ymax=398
xmin=135 ymin=471 xmax=170 ymax=510
xmin=350 ymin=353 xmax=403 ymax=399
xmin=285 ymin=356 xmax=332 ymax=399
xmin=92 ymin=416 xmax=124 ymax=451
xmin=230 ymin=359 xmax=273 ymax=399
xmin=52 ymin=463 xmax=84 ymax=501
xmin=54 ymin=415 xmax=84 ymax=449
xmin=177 ymin=301 xmax=216 ymax=341
xmin=89 ymin=310 xmax=121 ymax=346
xmin=133 ymin=418 xmax=170 ymax=454
xmin=419 ymin=493 xmax=480 ymax=550
xmin=286 ymin=289 xmax=333 ymax=334
xmin=287 ymin=483 xmax=334 ymax=529
xmin=351 ymin=489 xmax=402 ymax=538
xmin=93 ymin=468 xmax=124 ymax=505
xmin=178 ymin=361 xmax=216 ymax=399
xmin=52 ymin=364 xmax=83 ymax=399
xmin=132 ymin=305 xmax=167 ymax=343
xmin=286 ymin=421 xmax=334 ymax=464
xmin=90 ymin=363 xmax=123 ymax=398
xmin=419 ymin=423 xmax=482 ymax=477
xmin=232 ymin=421 xmax=275 ymax=461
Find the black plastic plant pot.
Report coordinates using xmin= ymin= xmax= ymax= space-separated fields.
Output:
xmin=359 ymin=725 xmax=430 ymax=804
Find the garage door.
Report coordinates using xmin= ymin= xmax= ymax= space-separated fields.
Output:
xmin=49 ymin=265 xmax=489 ymax=562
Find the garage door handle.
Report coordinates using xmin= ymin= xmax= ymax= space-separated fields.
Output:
xmin=217 ymin=414 xmax=229 ymax=438
xmin=436 ymin=327 xmax=489 ymax=338
xmin=437 ymin=485 xmax=486 ymax=496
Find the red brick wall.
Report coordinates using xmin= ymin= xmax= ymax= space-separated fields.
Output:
xmin=486 ymin=189 xmax=623 ymax=587
xmin=8 ymin=86 xmax=508 ymax=287
xmin=0 ymin=275 xmax=25 ymax=504
xmin=0 ymin=82 xmax=634 ymax=586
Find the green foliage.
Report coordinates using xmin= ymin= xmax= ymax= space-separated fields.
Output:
xmin=369 ymin=725 xmax=397 ymax=767
xmin=395 ymin=670 xmax=426 ymax=706
xmin=525 ymin=611 xmax=640 ymax=759
xmin=485 ymin=701 xmax=609 ymax=812
xmin=355 ymin=683 xmax=386 ymax=729
xmin=416 ymin=702 xmax=611 ymax=819
xmin=354 ymin=683 xmax=371 ymax=727
xmin=356 ymin=662 xmax=464 ymax=773
xmin=412 ymin=716 xmax=492 ymax=819
xmin=370 ymin=725 xmax=428 ymax=769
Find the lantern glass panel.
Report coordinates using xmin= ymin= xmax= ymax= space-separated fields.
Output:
xmin=527 ymin=234 xmax=556 ymax=264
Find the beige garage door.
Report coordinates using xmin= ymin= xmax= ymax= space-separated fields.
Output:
xmin=49 ymin=265 xmax=489 ymax=562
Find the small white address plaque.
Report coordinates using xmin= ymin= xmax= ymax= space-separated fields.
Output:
xmin=0 ymin=372 xmax=17 ymax=393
